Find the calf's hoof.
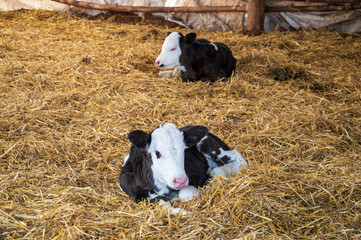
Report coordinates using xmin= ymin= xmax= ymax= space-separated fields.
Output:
xmin=158 ymin=70 xmax=174 ymax=78
xmin=179 ymin=186 xmax=198 ymax=202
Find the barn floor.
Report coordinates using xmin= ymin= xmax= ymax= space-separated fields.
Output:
xmin=0 ymin=10 xmax=360 ymax=239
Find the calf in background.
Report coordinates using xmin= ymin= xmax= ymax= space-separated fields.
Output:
xmin=155 ymin=32 xmax=236 ymax=83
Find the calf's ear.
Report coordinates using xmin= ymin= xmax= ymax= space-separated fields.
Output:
xmin=183 ymin=126 xmax=208 ymax=147
xmin=185 ymin=33 xmax=197 ymax=44
xmin=167 ymin=31 xmax=172 ymax=36
xmin=128 ymin=130 xmax=150 ymax=149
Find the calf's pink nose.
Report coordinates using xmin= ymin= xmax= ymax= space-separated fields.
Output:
xmin=173 ymin=177 xmax=188 ymax=188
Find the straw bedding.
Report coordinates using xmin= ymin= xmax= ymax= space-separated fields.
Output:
xmin=0 ymin=10 xmax=360 ymax=239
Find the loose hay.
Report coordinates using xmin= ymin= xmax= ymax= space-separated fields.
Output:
xmin=1 ymin=9 xmax=361 ymax=239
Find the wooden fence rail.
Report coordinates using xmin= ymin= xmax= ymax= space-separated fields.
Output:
xmin=51 ymin=0 xmax=361 ymax=35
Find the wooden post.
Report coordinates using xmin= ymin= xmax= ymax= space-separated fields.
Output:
xmin=246 ymin=0 xmax=266 ymax=35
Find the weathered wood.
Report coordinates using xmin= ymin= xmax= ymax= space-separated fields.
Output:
xmin=52 ymin=0 xmax=361 ymax=14
xmin=269 ymin=0 xmax=361 ymax=6
xmin=246 ymin=0 xmax=267 ymax=35
xmin=52 ymin=0 xmax=361 ymax=13
xmin=273 ymin=0 xmax=361 ymax=3
xmin=267 ymin=3 xmax=361 ymax=11
xmin=51 ymin=0 xmax=247 ymax=13
xmin=52 ymin=0 xmax=361 ymax=36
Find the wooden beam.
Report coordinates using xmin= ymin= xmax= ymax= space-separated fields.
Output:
xmin=52 ymin=0 xmax=361 ymax=13
xmin=51 ymin=0 xmax=247 ymax=13
xmin=52 ymin=0 xmax=361 ymax=36
xmin=246 ymin=0 xmax=267 ymax=35
xmin=274 ymin=0 xmax=361 ymax=3
xmin=267 ymin=3 xmax=361 ymax=12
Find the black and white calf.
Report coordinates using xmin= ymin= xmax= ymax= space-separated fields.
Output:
xmin=155 ymin=32 xmax=236 ymax=83
xmin=119 ymin=123 xmax=247 ymax=206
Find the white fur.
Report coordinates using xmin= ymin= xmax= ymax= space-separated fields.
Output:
xmin=211 ymin=148 xmax=248 ymax=178
xmin=153 ymin=178 xmax=170 ymax=196
xmin=148 ymin=123 xmax=188 ymax=190
xmin=203 ymin=153 xmax=218 ymax=173
xmin=123 ymin=154 xmax=129 ymax=166
xmin=210 ymin=43 xmax=218 ymax=51
xmin=155 ymin=32 xmax=182 ymax=69
xmin=218 ymin=148 xmax=248 ymax=166
xmin=197 ymin=137 xmax=216 ymax=172
xmin=196 ymin=136 xmax=207 ymax=149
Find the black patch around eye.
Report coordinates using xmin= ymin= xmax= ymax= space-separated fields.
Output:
xmin=155 ymin=151 xmax=161 ymax=159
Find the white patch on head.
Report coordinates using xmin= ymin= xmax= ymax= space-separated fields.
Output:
xmin=203 ymin=153 xmax=217 ymax=173
xmin=196 ymin=136 xmax=215 ymax=173
xmin=211 ymin=151 xmax=216 ymax=155
xmin=148 ymin=123 xmax=188 ymax=190
xmin=123 ymin=154 xmax=129 ymax=166
xmin=155 ymin=32 xmax=182 ymax=69
xmin=196 ymin=136 xmax=208 ymax=149
xmin=210 ymin=43 xmax=218 ymax=51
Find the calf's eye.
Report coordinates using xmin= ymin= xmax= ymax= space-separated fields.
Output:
xmin=170 ymin=48 xmax=176 ymax=51
xmin=155 ymin=151 xmax=161 ymax=159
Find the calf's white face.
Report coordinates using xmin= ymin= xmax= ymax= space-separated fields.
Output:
xmin=155 ymin=32 xmax=182 ymax=69
xmin=148 ymin=123 xmax=188 ymax=190
xmin=128 ymin=123 xmax=209 ymax=191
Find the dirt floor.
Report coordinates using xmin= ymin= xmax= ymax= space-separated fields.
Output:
xmin=0 ymin=9 xmax=360 ymax=239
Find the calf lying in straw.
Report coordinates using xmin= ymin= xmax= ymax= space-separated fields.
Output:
xmin=155 ymin=32 xmax=236 ymax=82
xmin=119 ymin=123 xmax=247 ymax=214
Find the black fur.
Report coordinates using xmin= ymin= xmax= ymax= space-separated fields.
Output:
xmin=180 ymin=126 xmax=234 ymax=166
xmin=184 ymin=146 xmax=211 ymax=188
xmin=119 ymin=146 xmax=156 ymax=203
xmin=178 ymin=32 xmax=236 ymax=83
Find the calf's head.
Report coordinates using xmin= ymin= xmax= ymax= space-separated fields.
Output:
xmin=155 ymin=32 xmax=197 ymax=69
xmin=128 ymin=123 xmax=208 ymax=190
